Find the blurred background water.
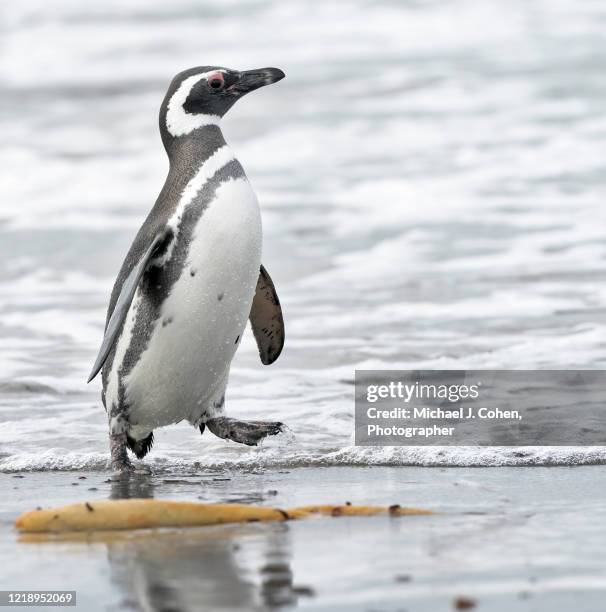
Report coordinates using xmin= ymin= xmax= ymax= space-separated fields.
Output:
xmin=1 ymin=0 xmax=605 ymax=471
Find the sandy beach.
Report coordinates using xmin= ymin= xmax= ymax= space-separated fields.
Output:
xmin=3 ymin=465 xmax=606 ymax=611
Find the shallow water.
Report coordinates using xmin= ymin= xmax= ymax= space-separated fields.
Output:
xmin=1 ymin=0 xmax=606 ymax=471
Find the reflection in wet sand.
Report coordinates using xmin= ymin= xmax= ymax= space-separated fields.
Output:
xmin=109 ymin=474 xmax=156 ymax=501
xmin=106 ymin=525 xmax=304 ymax=610
xmin=104 ymin=474 xmax=303 ymax=610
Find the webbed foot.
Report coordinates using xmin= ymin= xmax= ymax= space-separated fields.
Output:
xmin=206 ymin=417 xmax=283 ymax=446
xmin=110 ymin=460 xmax=151 ymax=476
xmin=111 ymin=459 xmax=134 ymax=473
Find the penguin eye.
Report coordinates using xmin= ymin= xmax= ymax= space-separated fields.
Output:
xmin=208 ymin=73 xmax=225 ymax=90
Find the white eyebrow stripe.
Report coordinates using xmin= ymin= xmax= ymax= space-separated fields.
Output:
xmin=165 ymin=70 xmax=226 ymax=137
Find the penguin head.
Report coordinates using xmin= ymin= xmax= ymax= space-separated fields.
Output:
xmin=160 ymin=66 xmax=285 ymax=141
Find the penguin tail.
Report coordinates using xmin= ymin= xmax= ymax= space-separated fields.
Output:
xmin=126 ymin=432 xmax=154 ymax=459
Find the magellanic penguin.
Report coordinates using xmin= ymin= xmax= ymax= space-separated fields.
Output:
xmin=88 ymin=66 xmax=286 ymax=472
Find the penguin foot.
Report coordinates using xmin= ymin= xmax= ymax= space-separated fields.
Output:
xmin=111 ymin=458 xmax=134 ymax=473
xmin=130 ymin=464 xmax=152 ymax=475
xmin=110 ymin=460 xmax=151 ymax=476
xmin=206 ymin=417 xmax=283 ymax=446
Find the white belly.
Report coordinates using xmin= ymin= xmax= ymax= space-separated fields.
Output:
xmin=125 ymin=177 xmax=262 ymax=433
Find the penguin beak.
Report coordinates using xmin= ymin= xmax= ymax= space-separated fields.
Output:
xmin=230 ymin=68 xmax=285 ymax=95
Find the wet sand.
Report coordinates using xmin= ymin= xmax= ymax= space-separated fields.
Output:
xmin=2 ymin=466 xmax=606 ymax=611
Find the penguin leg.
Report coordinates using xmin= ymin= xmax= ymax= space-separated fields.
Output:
xmin=108 ymin=410 xmax=151 ymax=473
xmin=206 ymin=417 xmax=283 ymax=446
xmin=109 ymin=430 xmax=133 ymax=472
xmin=199 ymin=386 xmax=283 ymax=446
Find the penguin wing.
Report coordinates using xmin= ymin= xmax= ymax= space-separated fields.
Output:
xmin=87 ymin=231 xmax=170 ymax=383
xmin=249 ymin=265 xmax=285 ymax=365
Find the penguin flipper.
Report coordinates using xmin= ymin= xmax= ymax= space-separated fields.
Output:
xmin=87 ymin=230 xmax=171 ymax=382
xmin=249 ymin=265 xmax=285 ymax=365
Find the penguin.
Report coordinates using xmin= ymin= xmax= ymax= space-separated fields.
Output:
xmin=88 ymin=66 xmax=286 ymax=472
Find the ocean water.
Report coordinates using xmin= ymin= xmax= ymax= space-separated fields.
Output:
xmin=1 ymin=0 xmax=606 ymax=472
